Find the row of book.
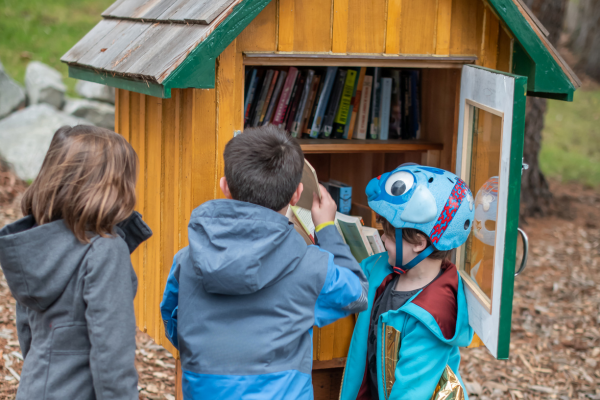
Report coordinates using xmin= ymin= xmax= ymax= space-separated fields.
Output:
xmin=243 ymin=66 xmax=422 ymax=140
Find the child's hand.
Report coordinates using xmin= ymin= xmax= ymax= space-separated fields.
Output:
xmin=312 ymin=185 xmax=337 ymax=227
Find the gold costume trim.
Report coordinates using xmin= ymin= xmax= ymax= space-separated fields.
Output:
xmin=430 ymin=365 xmax=466 ymax=400
xmin=382 ymin=324 xmax=401 ymax=399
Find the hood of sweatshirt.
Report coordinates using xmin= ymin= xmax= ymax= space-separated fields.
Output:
xmin=0 ymin=212 xmax=151 ymax=313
xmin=0 ymin=216 xmax=91 ymax=312
xmin=187 ymin=200 xmax=307 ymax=296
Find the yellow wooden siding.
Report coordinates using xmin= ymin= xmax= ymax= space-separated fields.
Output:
xmin=398 ymin=0 xmax=438 ymax=55
xmin=385 ymin=0 xmax=403 ymax=54
xmin=332 ymin=0 xmax=349 ymax=53
xmin=237 ymin=0 xmax=277 ymax=51
xmin=449 ymin=0 xmax=485 ymax=56
xmin=346 ymin=0 xmax=386 ymax=53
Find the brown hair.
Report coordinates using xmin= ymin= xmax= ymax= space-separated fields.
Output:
xmin=379 ymin=216 xmax=450 ymax=260
xmin=22 ymin=125 xmax=138 ymax=243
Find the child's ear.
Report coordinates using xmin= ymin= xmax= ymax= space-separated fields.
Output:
xmin=414 ymin=234 xmax=428 ymax=253
xmin=220 ymin=177 xmax=233 ymax=200
xmin=289 ymin=183 xmax=304 ymax=206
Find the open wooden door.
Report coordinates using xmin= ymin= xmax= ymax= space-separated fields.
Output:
xmin=455 ymin=65 xmax=527 ymax=360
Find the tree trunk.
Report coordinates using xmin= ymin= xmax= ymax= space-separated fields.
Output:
xmin=569 ymin=0 xmax=600 ymax=82
xmin=519 ymin=0 xmax=567 ymax=219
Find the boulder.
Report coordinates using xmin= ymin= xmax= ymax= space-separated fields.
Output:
xmin=24 ymin=61 xmax=66 ymax=109
xmin=64 ymin=98 xmax=115 ymax=130
xmin=0 ymin=104 xmax=93 ymax=181
xmin=0 ymin=61 xmax=26 ymax=119
xmin=75 ymin=81 xmax=115 ymax=104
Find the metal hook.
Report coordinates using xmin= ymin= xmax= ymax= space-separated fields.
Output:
xmin=515 ymin=228 xmax=529 ymax=276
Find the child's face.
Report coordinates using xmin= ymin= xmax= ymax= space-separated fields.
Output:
xmin=381 ymin=233 xmax=421 ymax=267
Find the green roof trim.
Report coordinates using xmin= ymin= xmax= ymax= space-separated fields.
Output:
xmin=69 ymin=65 xmax=170 ymax=98
xmin=163 ymin=0 xmax=272 ymax=92
xmin=487 ymin=0 xmax=577 ymax=101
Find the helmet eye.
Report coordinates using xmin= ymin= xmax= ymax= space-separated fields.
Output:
xmin=385 ymin=171 xmax=414 ymax=197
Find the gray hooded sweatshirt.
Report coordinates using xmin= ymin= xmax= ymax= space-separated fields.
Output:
xmin=0 ymin=212 xmax=152 ymax=400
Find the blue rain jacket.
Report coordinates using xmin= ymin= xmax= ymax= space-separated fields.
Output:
xmin=160 ymin=200 xmax=368 ymax=400
xmin=340 ymin=253 xmax=473 ymax=400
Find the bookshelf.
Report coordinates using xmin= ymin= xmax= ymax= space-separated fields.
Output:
xmin=297 ymin=139 xmax=442 ymax=154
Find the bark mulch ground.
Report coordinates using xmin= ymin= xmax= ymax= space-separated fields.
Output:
xmin=0 ymin=163 xmax=597 ymax=399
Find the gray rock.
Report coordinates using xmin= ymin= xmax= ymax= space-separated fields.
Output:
xmin=0 ymin=61 xmax=26 ymax=119
xmin=63 ymin=98 xmax=115 ymax=130
xmin=24 ymin=61 xmax=66 ymax=109
xmin=0 ymin=104 xmax=93 ymax=180
xmin=75 ymin=81 xmax=115 ymax=104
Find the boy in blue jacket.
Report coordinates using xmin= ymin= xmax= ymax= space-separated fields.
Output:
xmin=339 ymin=164 xmax=475 ymax=400
xmin=160 ymin=125 xmax=368 ymax=400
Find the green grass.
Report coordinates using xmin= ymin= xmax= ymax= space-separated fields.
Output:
xmin=540 ymin=90 xmax=600 ymax=187
xmin=0 ymin=0 xmax=112 ymax=96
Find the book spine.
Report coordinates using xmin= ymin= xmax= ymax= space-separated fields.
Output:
xmin=389 ymin=70 xmax=402 ymax=140
xmin=338 ymin=186 xmax=352 ymax=214
xmin=243 ymin=69 xmax=258 ymax=126
xmin=272 ymin=67 xmax=299 ymax=127
xmin=259 ymin=70 xmax=279 ymax=125
xmin=284 ymin=72 xmax=305 ymax=132
xmin=413 ymin=70 xmax=421 ymax=139
xmin=243 ymin=68 xmax=252 ymax=106
xmin=346 ymin=67 xmax=367 ymax=140
xmin=401 ymin=71 xmax=410 ymax=140
xmin=251 ymin=69 xmax=274 ymax=127
xmin=379 ymin=77 xmax=392 ymax=140
xmin=355 ymin=75 xmax=373 ymax=140
xmin=333 ymin=69 xmax=357 ymax=139
xmin=309 ymin=67 xmax=338 ymax=138
xmin=262 ymin=70 xmax=287 ymax=126
xmin=300 ymin=75 xmax=321 ymax=135
xmin=369 ymin=67 xmax=381 ymax=139
xmin=304 ymin=75 xmax=324 ymax=135
xmin=321 ymin=69 xmax=347 ymax=137
xmin=291 ymin=69 xmax=314 ymax=137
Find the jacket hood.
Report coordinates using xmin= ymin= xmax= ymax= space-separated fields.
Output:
xmin=402 ymin=261 xmax=473 ymax=347
xmin=0 ymin=216 xmax=91 ymax=312
xmin=0 ymin=212 xmax=151 ymax=312
xmin=187 ymin=200 xmax=307 ymax=296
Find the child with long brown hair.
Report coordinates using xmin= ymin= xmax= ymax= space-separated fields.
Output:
xmin=0 ymin=125 xmax=152 ymax=400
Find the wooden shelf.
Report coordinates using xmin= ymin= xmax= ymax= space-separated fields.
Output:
xmin=313 ymin=357 xmax=347 ymax=370
xmin=297 ymin=139 xmax=443 ymax=154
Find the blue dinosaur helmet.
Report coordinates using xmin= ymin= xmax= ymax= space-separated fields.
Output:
xmin=366 ymin=164 xmax=475 ymax=251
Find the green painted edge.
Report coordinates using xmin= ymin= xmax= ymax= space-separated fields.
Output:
xmin=69 ymin=65 xmax=170 ymax=98
xmin=488 ymin=0 xmax=576 ymax=101
xmin=497 ymin=74 xmax=527 ymax=360
xmin=163 ymin=0 xmax=273 ymax=90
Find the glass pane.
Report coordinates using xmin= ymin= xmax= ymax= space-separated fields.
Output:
xmin=460 ymin=104 xmax=503 ymax=310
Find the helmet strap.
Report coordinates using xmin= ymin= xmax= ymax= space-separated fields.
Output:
xmin=393 ymin=228 xmax=435 ymax=274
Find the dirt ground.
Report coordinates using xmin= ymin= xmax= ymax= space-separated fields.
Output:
xmin=0 ymin=164 xmax=598 ymax=399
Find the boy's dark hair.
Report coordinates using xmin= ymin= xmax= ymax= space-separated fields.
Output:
xmin=224 ymin=125 xmax=304 ymax=211
xmin=379 ymin=217 xmax=451 ymax=260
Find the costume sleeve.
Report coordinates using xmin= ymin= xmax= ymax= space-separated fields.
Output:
xmin=15 ymin=302 xmax=31 ymax=359
xmin=313 ymin=225 xmax=368 ymax=327
xmin=83 ymin=238 xmax=138 ymax=400
xmin=388 ymin=316 xmax=452 ymax=400
xmin=160 ymin=256 xmax=180 ymax=349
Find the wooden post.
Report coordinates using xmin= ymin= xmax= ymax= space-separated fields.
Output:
xmin=176 ymin=360 xmax=183 ymax=400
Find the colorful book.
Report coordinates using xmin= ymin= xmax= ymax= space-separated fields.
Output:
xmin=333 ymin=69 xmax=358 ymax=139
xmin=369 ymin=67 xmax=381 ymax=139
xmin=379 ymin=77 xmax=392 ymax=140
xmin=300 ymin=74 xmax=321 ymax=135
xmin=355 ymin=74 xmax=373 ymax=140
xmin=273 ymin=67 xmax=299 ymax=127
xmin=389 ymin=70 xmax=402 ymax=139
xmin=291 ymin=69 xmax=315 ymax=137
xmin=243 ymin=69 xmax=259 ymax=127
xmin=346 ymin=67 xmax=367 ymax=140
xmin=285 ymin=71 xmax=306 ymax=132
xmin=322 ymin=69 xmax=347 ymax=137
xmin=251 ymin=69 xmax=274 ymax=127
xmin=258 ymin=70 xmax=279 ymax=126
xmin=262 ymin=70 xmax=287 ymax=126
xmin=304 ymin=75 xmax=325 ymax=136
xmin=309 ymin=67 xmax=338 ymax=138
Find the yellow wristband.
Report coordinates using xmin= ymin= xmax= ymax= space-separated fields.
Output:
xmin=315 ymin=221 xmax=335 ymax=232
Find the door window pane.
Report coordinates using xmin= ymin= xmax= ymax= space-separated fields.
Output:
xmin=459 ymin=103 xmax=503 ymax=312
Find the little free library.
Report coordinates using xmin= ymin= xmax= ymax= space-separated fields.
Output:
xmin=62 ymin=0 xmax=580 ymax=398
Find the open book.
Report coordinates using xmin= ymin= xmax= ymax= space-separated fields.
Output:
xmin=286 ymin=159 xmax=320 ymax=245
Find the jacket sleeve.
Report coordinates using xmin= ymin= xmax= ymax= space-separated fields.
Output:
xmin=15 ymin=302 xmax=31 ymax=359
xmin=388 ymin=316 xmax=452 ymax=400
xmin=83 ymin=238 xmax=138 ymax=400
xmin=313 ymin=225 xmax=368 ymax=327
xmin=160 ymin=256 xmax=180 ymax=349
